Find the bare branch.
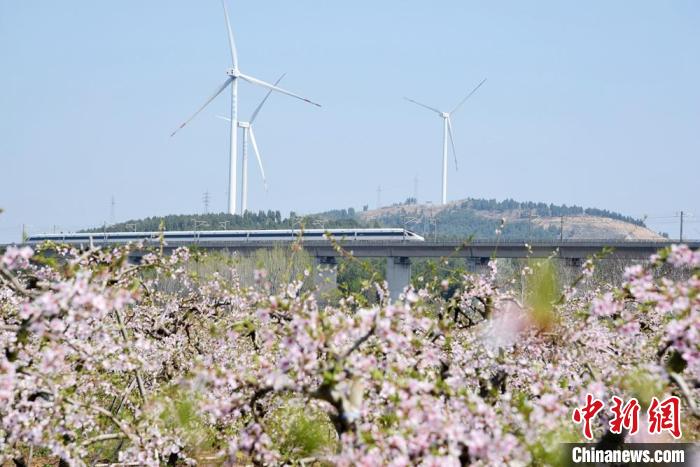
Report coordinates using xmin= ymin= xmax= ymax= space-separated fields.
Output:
xmin=669 ymin=372 xmax=700 ymax=418
xmin=81 ymin=433 xmax=128 ymax=447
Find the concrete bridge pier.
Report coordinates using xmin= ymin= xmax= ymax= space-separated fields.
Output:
xmin=386 ymin=256 xmax=411 ymax=300
xmin=466 ymin=257 xmax=490 ymax=275
xmin=315 ymin=256 xmax=338 ymax=295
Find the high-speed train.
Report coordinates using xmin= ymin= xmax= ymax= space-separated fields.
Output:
xmin=25 ymin=228 xmax=425 ymax=245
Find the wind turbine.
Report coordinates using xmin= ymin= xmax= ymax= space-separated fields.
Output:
xmin=405 ymin=78 xmax=486 ymax=205
xmin=217 ymin=73 xmax=285 ymax=212
xmin=171 ymin=0 xmax=320 ymax=215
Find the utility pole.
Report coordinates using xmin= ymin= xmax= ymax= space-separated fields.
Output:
xmin=110 ymin=196 xmax=116 ymax=225
xmin=376 ymin=185 xmax=382 ymax=209
xmin=203 ymin=191 xmax=211 ymax=214
xmin=528 ymin=210 xmax=533 ymax=243
xmin=428 ymin=204 xmax=438 ymax=241
xmin=560 ymin=215 xmax=564 ymax=242
xmin=193 ymin=220 xmax=208 ymax=236
xmin=680 ymin=210 xmax=684 ymax=242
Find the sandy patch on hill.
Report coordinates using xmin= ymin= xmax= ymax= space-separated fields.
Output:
xmin=357 ymin=202 xmax=664 ymax=240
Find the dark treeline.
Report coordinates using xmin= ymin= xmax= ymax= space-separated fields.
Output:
xmin=85 ymin=210 xmax=365 ymax=233
xmin=463 ymin=199 xmax=645 ymax=226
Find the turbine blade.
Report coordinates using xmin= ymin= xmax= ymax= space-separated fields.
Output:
xmin=248 ymin=127 xmax=267 ymax=191
xmin=171 ymin=78 xmax=233 ymax=136
xmin=221 ymin=0 xmax=238 ymax=67
xmin=447 ymin=117 xmax=458 ymax=171
xmin=239 ymin=73 xmax=321 ymax=107
xmin=450 ymin=78 xmax=487 ymax=115
xmin=249 ymin=73 xmax=286 ymax=123
xmin=404 ymin=97 xmax=442 ymax=115
xmin=216 ymin=115 xmax=232 ymax=122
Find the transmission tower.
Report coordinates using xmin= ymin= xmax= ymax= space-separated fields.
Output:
xmin=203 ymin=190 xmax=211 ymax=214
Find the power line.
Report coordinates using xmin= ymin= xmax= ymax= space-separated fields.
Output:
xmin=646 ymin=216 xmax=679 ymax=220
xmin=647 ymin=220 xmax=700 ymax=225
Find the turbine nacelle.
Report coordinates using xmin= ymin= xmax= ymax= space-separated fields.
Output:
xmin=238 ymin=121 xmax=250 ymax=129
xmin=441 ymin=112 xmax=450 ymax=119
xmin=226 ymin=68 xmax=241 ymax=78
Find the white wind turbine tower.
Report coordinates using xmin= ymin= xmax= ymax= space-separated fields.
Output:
xmin=405 ymin=78 xmax=486 ymax=205
xmin=217 ymin=73 xmax=285 ymax=212
xmin=171 ymin=0 xmax=320 ymax=215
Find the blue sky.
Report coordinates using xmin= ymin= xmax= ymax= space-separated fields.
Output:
xmin=1 ymin=1 xmax=698 ymax=242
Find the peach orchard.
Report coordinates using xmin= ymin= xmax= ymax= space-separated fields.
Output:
xmin=0 ymin=241 xmax=698 ymax=465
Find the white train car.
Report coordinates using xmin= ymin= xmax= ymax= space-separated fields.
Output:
xmin=25 ymin=228 xmax=425 ymax=246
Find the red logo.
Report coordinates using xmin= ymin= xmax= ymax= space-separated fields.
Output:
xmin=648 ymin=396 xmax=682 ymax=439
xmin=609 ymin=396 xmax=640 ymax=435
xmin=572 ymin=394 xmax=604 ymax=440
xmin=573 ymin=394 xmax=682 ymax=439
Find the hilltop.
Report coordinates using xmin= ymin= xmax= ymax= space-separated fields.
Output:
xmin=89 ymin=198 xmax=664 ymax=241
xmin=350 ymin=198 xmax=662 ymax=241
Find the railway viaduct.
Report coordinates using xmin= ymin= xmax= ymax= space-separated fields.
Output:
xmin=123 ymin=239 xmax=700 ymax=299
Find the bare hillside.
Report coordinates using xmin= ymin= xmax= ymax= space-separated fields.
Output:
xmin=532 ymin=215 xmax=663 ymax=240
xmin=358 ymin=201 xmax=663 ymax=240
